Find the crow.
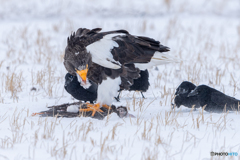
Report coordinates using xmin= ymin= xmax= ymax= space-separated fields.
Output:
xmin=64 ymin=73 xmax=97 ymax=103
xmin=65 ymin=70 xmax=150 ymax=102
xmin=173 ymin=81 xmax=201 ymax=109
xmin=188 ymin=85 xmax=240 ymax=112
xmin=115 ymin=69 xmax=150 ymax=101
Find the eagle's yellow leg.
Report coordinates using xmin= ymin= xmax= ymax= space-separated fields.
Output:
xmin=102 ymin=104 xmax=111 ymax=110
xmin=79 ymin=103 xmax=103 ymax=117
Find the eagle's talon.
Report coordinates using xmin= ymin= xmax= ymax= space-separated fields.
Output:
xmin=102 ymin=104 xmax=111 ymax=110
xmin=79 ymin=103 xmax=103 ymax=117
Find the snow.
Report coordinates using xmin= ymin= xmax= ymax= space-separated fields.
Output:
xmin=67 ymin=105 xmax=79 ymax=113
xmin=0 ymin=0 xmax=240 ymax=159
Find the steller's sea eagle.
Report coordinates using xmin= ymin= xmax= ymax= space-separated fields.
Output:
xmin=64 ymin=28 xmax=177 ymax=116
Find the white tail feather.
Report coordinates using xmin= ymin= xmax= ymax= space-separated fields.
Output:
xmin=134 ymin=52 xmax=180 ymax=70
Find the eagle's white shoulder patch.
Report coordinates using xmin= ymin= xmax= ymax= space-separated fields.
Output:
xmin=86 ymin=33 xmax=125 ymax=69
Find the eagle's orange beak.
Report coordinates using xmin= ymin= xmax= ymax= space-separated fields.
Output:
xmin=76 ymin=64 xmax=88 ymax=83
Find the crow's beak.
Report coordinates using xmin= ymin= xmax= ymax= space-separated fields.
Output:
xmin=174 ymin=90 xmax=178 ymax=95
xmin=171 ymin=103 xmax=175 ymax=109
xmin=65 ymin=80 xmax=70 ymax=87
xmin=75 ymin=64 xmax=88 ymax=83
xmin=188 ymin=90 xmax=198 ymax=97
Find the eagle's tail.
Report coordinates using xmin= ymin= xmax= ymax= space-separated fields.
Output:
xmin=151 ymin=52 xmax=180 ymax=64
xmin=134 ymin=52 xmax=180 ymax=70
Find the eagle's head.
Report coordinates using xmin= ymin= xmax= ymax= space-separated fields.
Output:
xmin=64 ymin=32 xmax=92 ymax=89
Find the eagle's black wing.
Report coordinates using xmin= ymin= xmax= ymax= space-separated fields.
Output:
xmin=111 ymin=34 xmax=170 ymax=64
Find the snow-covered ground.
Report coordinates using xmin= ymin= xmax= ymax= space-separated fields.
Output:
xmin=0 ymin=0 xmax=240 ymax=159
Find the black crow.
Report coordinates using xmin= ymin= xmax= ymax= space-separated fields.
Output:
xmin=65 ymin=72 xmax=149 ymax=103
xmin=173 ymin=81 xmax=201 ymax=109
xmin=188 ymin=85 xmax=240 ymax=112
xmin=64 ymin=73 xmax=97 ymax=103
xmin=64 ymin=28 xmax=177 ymax=116
xmin=115 ymin=69 xmax=150 ymax=101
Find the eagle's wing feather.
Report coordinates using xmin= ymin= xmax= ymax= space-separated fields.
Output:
xmin=80 ymin=28 xmax=176 ymax=89
xmin=110 ymin=34 xmax=176 ymax=70
xmin=76 ymin=28 xmax=174 ymax=71
xmin=86 ymin=33 xmax=123 ymax=69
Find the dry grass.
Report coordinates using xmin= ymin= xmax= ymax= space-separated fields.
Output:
xmin=4 ymin=72 xmax=23 ymax=102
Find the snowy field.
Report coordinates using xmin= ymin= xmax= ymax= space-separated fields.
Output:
xmin=0 ymin=0 xmax=240 ymax=159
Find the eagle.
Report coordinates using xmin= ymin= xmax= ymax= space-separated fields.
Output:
xmin=64 ymin=28 xmax=177 ymax=116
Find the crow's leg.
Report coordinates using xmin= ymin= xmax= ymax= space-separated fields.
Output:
xmin=114 ymin=92 xmax=121 ymax=102
xmin=141 ymin=92 xmax=145 ymax=99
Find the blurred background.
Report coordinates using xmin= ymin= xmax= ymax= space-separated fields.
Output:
xmin=1 ymin=0 xmax=239 ymax=20
xmin=0 ymin=1 xmax=240 ymax=160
